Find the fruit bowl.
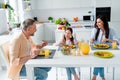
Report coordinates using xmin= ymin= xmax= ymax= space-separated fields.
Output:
xmin=62 ymin=45 xmax=76 ymax=49
xmin=61 ymin=45 xmax=75 ymax=55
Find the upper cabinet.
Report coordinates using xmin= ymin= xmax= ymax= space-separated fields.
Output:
xmin=31 ymin=0 xmax=52 ymax=9
xmin=95 ymin=0 xmax=111 ymax=7
xmin=31 ymin=0 xmax=95 ymax=9
xmin=52 ymin=0 xmax=95 ymax=9
xmin=111 ymin=0 xmax=120 ymax=21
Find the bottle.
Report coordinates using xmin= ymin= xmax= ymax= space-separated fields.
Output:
xmin=7 ymin=22 xmax=12 ymax=32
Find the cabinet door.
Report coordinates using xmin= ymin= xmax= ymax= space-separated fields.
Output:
xmin=75 ymin=30 xmax=91 ymax=41
xmin=0 ymin=10 xmax=7 ymax=34
xmin=95 ymin=0 xmax=111 ymax=7
xmin=52 ymin=0 xmax=94 ymax=8
xmin=44 ymin=24 xmax=57 ymax=42
xmin=31 ymin=0 xmax=52 ymax=9
xmin=55 ymin=31 xmax=64 ymax=42
xmin=111 ymin=0 xmax=120 ymax=21
xmin=31 ymin=0 xmax=94 ymax=9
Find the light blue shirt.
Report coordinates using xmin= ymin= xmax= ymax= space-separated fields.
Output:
xmin=91 ymin=28 xmax=118 ymax=43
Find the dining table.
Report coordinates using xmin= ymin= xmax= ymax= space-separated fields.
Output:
xmin=25 ymin=44 xmax=120 ymax=80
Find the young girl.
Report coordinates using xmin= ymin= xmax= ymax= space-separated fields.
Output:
xmin=54 ymin=27 xmax=80 ymax=80
xmin=90 ymin=15 xmax=119 ymax=80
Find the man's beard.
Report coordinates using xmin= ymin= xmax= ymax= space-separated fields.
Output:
xmin=30 ymin=33 xmax=34 ymax=36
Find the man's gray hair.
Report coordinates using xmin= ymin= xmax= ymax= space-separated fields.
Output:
xmin=22 ymin=19 xmax=35 ymax=30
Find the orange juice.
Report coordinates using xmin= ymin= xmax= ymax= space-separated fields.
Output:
xmin=81 ymin=42 xmax=90 ymax=55
xmin=112 ymin=41 xmax=117 ymax=49
xmin=45 ymin=50 xmax=49 ymax=57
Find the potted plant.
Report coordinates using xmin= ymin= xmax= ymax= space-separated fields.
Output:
xmin=48 ymin=17 xmax=53 ymax=23
xmin=5 ymin=3 xmax=14 ymax=10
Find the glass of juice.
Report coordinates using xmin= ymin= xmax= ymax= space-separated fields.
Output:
xmin=45 ymin=50 xmax=50 ymax=58
xmin=112 ymin=41 xmax=117 ymax=49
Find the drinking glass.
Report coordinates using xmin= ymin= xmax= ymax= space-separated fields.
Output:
xmin=112 ymin=41 xmax=117 ymax=49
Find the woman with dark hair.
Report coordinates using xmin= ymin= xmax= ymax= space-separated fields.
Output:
xmin=90 ymin=15 xmax=119 ymax=80
xmin=54 ymin=27 xmax=80 ymax=80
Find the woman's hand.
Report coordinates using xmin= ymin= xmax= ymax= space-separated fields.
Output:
xmin=102 ymin=38 xmax=108 ymax=43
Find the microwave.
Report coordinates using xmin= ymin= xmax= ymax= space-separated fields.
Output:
xmin=83 ymin=15 xmax=94 ymax=21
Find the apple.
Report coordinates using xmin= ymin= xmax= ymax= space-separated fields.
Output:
xmin=58 ymin=27 xmax=62 ymax=30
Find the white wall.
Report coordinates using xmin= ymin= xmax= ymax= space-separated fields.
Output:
xmin=109 ymin=22 xmax=120 ymax=38
xmin=0 ymin=0 xmax=4 ymax=3
xmin=31 ymin=8 xmax=94 ymax=21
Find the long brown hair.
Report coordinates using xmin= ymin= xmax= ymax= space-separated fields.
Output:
xmin=63 ymin=27 xmax=74 ymax=45
xmin=94 ymin=15 xmax=109 ymax=40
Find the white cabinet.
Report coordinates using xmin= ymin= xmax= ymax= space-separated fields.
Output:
xmin=52 ymin=0 xmax=94 ymax=8
xmin=75 ymin=28 xmax=92 ymax=41
xmin=95 ymin=0 xmax=111 ymax=7
xmin=55 ymin=28 xmax=92 ymax=42
xmin=0 ymin=9 xmax=7 ymax=34
xmin=44 ymin=23 xmax=57 ymax=42
xmin=31 ymin=24 xmax=44 ymax=44
xmin=31 ymin=0 xmax=52 ymax=9
xmin=31 ymin=0 xmax=95 ymax=9
xmin=70 ymin=21 xmax=94 ymax=27
xmin=55 ymin=30 xmax=64 ymax=42
xmin=111 ymin=0 xmax=120 ymax=21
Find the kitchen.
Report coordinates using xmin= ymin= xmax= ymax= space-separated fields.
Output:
xmin=0 ymin=0 xmax=120 ymax=80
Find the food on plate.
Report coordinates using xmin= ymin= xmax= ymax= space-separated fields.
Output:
xmin=61 ymin=45 xmax=75 ymax=55
xmin=94 ymin=51 xmax=113 ymax=58
xmin=61 ymin=48 xmax=71 ymax=55
xmin=62 ymin=45 xmax=75 ymax=49
xmin=39 ymin=49 xmax=51 ymax=56
xmin=93 ymin=44 xmax=110 ymax=49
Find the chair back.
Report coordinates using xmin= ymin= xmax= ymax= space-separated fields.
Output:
xmin=1 ymin=41 xmax=10 ymax=68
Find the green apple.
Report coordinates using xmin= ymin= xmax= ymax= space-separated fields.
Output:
xmin=55 ymin=19 xmax=61 ymax=24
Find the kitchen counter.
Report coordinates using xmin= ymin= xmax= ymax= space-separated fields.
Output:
xmin=55 ymin=27 xmax=93 ymax=42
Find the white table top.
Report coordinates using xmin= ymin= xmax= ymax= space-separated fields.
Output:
xmin=25 ymin=45 xmax=120 ymax=80
xmin=26 ymin=46 xmax=120 ymax=68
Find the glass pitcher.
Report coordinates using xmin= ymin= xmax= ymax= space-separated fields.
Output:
xmin=81 ymin=40 xmax=90 ymax=55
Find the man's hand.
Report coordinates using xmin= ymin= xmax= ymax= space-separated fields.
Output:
xmin=36 ymin=40 xmax=48 ymax=49
xmin=30 ymin=49 xmax=39 ymax=59
xmin=41 ymin=40 xmax=48 ymax=47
